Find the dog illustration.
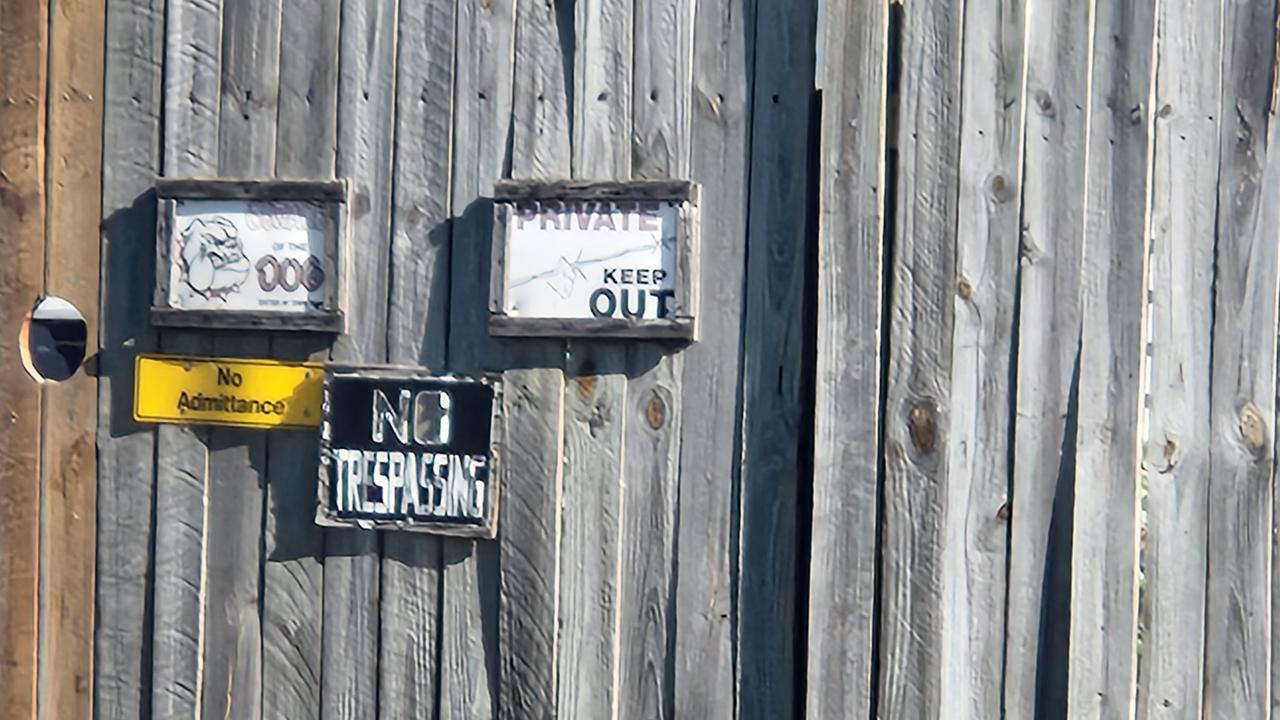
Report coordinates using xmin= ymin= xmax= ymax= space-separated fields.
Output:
xmin=177 ymin=217 xmax=251 ymax=301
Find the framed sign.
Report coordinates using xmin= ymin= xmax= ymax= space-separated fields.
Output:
xmin=152 ymin=178 xmax=349 ymax=332
xmin=489 ymin=179 xmax=700 ymax=340
xmin=317 ymin=366 xmax=501 ymax=538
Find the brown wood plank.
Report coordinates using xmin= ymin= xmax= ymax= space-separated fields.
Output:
xmin=0 ymin=1 xmax=47 ymax=717
xmin=39 ymin=0 xmax=107 ymax=716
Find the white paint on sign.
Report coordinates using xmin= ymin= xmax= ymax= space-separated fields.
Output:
xmin=167 ymin=199 xmax=329 ymax=312
xmin=504 ymin=200 xmax=679 ymax=320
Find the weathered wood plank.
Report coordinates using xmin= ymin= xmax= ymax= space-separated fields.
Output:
xmin=876 ymin=0 xmax=964 ymax=714
xmin=196 ymin=2 xmax=284 ymax=716
xmin=553 ymin=2 xmax=633 ymax=718
xmin=672 ymin=0 xmax=754 ymax=714
xmin=152 ymin=0 xmax=222 ymax=714
xmin=737 ymin=0 xmax=817 ymax=715
xmin=39 ymin=0 xmax=107 ymax=716
xmin=1067 ymin=0 xmax=1156 ymax=715
xmin=1001 ymin=0 xmax=1091 ymax=714
xmin=804 ymin=0 xmax=886 ymax=716
xmin=1204 ymin=0 xmax=1280 ymax=717
xmin=323 ymin=0 xmax=399 ymax=716
xmin=379 ymin=0 xmax=455 ymax=715
xmin=0 ymin=1 xmax=46 ymax=716
xmin=94 ymin=0 xmax=165 ymax=716
xmin=263 ymin=1 xmax=341 ymax=717
xmin=936 ymin=0 xmax=1026 ymax=715
xmin=617 ymin=1 xmax=693 ymax=717
xmin=1135 ymin=2 xmax=1220 ymax=717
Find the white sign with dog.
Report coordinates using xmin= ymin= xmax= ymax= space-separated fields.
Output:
xmin=166 ymin=199 xmax=329 ymax=313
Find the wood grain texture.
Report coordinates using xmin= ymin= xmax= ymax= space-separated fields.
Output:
xmin=1067 ymin=0 xmax=1156 ymax=715
xmin=876 ymin=0 xmax=964 ymax=714
xmin=152 ymin=0 xmax=222 ymax=715
xmin=1136 ymin=1 xmax=1221 ymax=716
xmin=1204 ymin=0 xmax=1280 ymax=717
xmin=379 ymin=0 xmax=455 ymax=715
xmin=94 ymin=0 xmax=165 ymax=716
xmin=938 ymin=0 xmax=1026 ymax=715
xmin=804 ymin=0 xmax=886 ymax=716
xmin=617 ymin=1 xmax=693 ymax=717
xmin=323 ymin=0 xmax=399 ymax=716
xmin=673 ymin=0 xmax=754 ymax=714
xmin=555 ymin=3 xmax=633 ymax=718
xmin=39 ymin=0 xmax=106 ymax=716
xmin=195 ymin=2 xmax=284 ymax=716
xmin=1001 ymin=0 xmax=1091 ymax=715
xmin=0 ymin=1 xmax=46 ymax=716
xmin=737 ymin=0 xmax=816 ymax=715
xmin=263 ymin=1 xmax=340 ymax=718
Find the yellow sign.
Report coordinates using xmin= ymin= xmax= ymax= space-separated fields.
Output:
xmin=134 ymin=354 xmax=323 ymax=429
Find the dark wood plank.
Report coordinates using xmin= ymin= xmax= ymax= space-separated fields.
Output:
xmin=94 ymin=0 xmax=165 ymax=716
xmin=0 ymin=1 xmax=47 ymax=716
xmin=492 ymin=179 xmax=693 ymax=200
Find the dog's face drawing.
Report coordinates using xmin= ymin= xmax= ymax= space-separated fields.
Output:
xmin=177 ymin=217 xmax=251 ymax=300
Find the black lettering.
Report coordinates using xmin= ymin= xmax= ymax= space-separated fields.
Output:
xmin=274 ymin=401 xmax=286 ymax=415
xmin=650 ymin=289 xmax=676 ymax=319
xmin=637 ymin=269 xmax=650 ymax=284
xmin=177 ymin=391 xmax=190 ymax=413
xmin=603 ymin=268 xmax=618 ymax=284
xmin=621 ymin=269 xmax=634 ymax=284
xmin=217 ymin=366 xmax=243 ymax=386
xmin=621 ymin=289 xmax=647 ymax=319
xmin=590 ymin=288 xmax=617 ymax=318
xmin=653 ymin=269 xmax=668 ymax=285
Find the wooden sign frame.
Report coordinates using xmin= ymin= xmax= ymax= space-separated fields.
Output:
xmin=315 ymin=365 xmax=503 ymax=539
xmin=152 ymin=178 xmax=350 ymax=332
xmin=489 ymin=179 xmax=701 ymax=341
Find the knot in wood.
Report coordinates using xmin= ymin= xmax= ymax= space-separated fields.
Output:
xmin=985 ymin=172 xmax=1013 ymax=204
xmin=644 ymin=391 xmax=667 ymax=430
xmin=996 ymin=503 xmax=1011 ymax=521
xmin=907 ymin=402 xmax=937 ymax=453
xmin=1034 ymin=90 xmax=1054 ymax=116
xmin=576 ymin=374 xmax=597 ymax=400
xmin=957 ymin=277 xmax=973 ymax=300
xmin=1158 ymin=103 xmax=1174 ymax=119
xmin=1238 ymin=401 xmax=1268 ymax=452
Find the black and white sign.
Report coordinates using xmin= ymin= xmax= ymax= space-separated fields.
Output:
xmin=316 ymin=366 xmax=500 ymax=538
xmin=152 ymin=178 xmax=349 ymax=332
xmin=489 ymin=180 xmax=700 ymax=341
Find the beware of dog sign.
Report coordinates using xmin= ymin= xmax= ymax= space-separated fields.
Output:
xmin=151 ymin=178 xmax=349 ymax=332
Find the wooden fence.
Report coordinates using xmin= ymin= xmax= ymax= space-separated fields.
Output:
xmin=1 ymin=0 xmax=1278 ymax=717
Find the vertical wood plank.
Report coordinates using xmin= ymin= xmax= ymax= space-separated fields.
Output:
xmin=152 ymin=0 xmax=222 ymax=715
xmin=1067 ymin=0 xmax=1156 ymax=714
xmin=877 ymin=0 xmax=964 ymax=714
xmin=0 ymin=1 xmax=47 ymax=717
xmin=94 ymin=0 xmax=165 ymax=716
xmin=323 ymin=0 xmax=399 ymax=716
xmin=556 ymin=1 xmax=632 ymax=718
xmin=1002 ymin=0 xmax=1091 ymax=714
xmin=1136 ymin=0 xmax=1221 ymax=716
xmin=1204 ymin=1 xmax=1280 ymax=717
xmin=39 ymin=0 xmax=107 ymax=716
xmin=263 ymin=1 xmax=341 ymax=718
xmin=617 ymin=1 xmax=693 ymax=717
xmin=379 ymin=0 xmax=455 ymax=716
xmin=197 ymin=2 xmax=284 ymax=717
xmin=804 ymin=0 xmax=887 ymax=716
xmin=737 ymin=0 xmax=816 ymax=715
xmin=672 ymin=0 xmax=754 ymax=714
xmin=938 ymin=0 xmax=1027 ymax=715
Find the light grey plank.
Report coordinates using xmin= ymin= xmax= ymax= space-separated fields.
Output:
xmin=737 ymin=0 xmax=817 ymax=716
xmin=1204 ymin=0 xmax=1280 ymax=716
xmin=1135 ymin=1 xmax=1220 ymax=716
xmin=617 ymin=1 xmax=693 ymax=717
xmin=1066 ymin=0 xmax=1156 ymax=715
xmin=803 ymin=0 xmax=886 ymax=716
xmin=555 ymin=2 xmax=632 ymax=718
xmin=195 ymin=2 xmax=283 ymax=716
xmin=94 ymin=0 xmax=164 ymax=716
xmin=939 ymin=0 xmax=1026 ymax=715
xmin=447 ymin=1 xmax=519 ymax=719
xmin=672 ymin=0 xmax=754 ymax=714
xmin=152 ymin=0 xmax=223 ymax=715
xmin=263 ymin=0 xmax=340 ymax=717
xmin=323 ymin=0 xmax=400 ymax=717
xmin=379 ymin=0 xmax=455 ymax=716
xmin=1001 ymin=0 xmax=1091 ymax=715
xmin=876 ymin=0 xmax=964 ymax=715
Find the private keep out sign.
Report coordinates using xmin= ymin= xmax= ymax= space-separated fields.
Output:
xmin=317 ymin=366 xmax=500 ymax=538
xmin=489 ymin=180 xmax=699 ymax=340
